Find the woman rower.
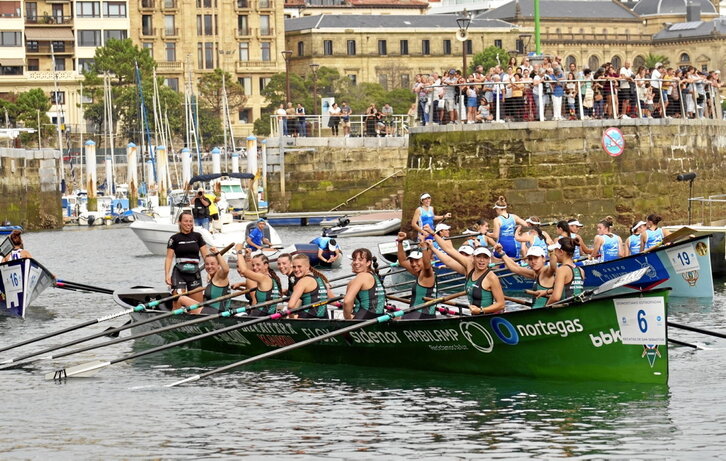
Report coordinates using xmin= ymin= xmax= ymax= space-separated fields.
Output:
xmin=2 ymin=230 xmax=31 ymax=262
xmin=641 ymin=213 xmax=671 ymax=251
xmin=342 ymin=248 xmax=387 ymax=320
xmin=396 ymin=232 xmax=437 ymax=319
xmin=288 ymin=254 xmax=333 ymax=319
xmin=592 ymin=216 xmax=624 ymax=262
xmin=427 ymin=230 xmax=505 ymax=315
xmin=164 ymin=211 xmax=209 ymax=308
xmin=625 ymin=220 xmax=646 ymax=256
xmin=491 ymin=196 xmax=527 ymax=258
xmin=566 ymin=219 xmax=593 ymax=260
xmin=546 ymin=237 xmax=585 ymax=306
xmin=237 ymin=249 xmax=282 ymax=316
xmin=178 ymin=248 xmax=230 ymax=314
xmin=496 ymin=244 xmax=556 ymax=308
xmin=466 ymin=218 xmax=497 ymax=249
xmin=275 ymin=253 xmax=296 ymax=294
xmin=515 ymin=216 xmax=553 ymax=256
xmin=410 ymin=193 xmax=451 ymax=242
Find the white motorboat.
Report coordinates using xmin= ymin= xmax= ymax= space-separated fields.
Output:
xmin=322 ymin=218 xmax=401 ymax=238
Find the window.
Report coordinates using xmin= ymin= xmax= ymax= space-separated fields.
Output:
xmin=401 ymin=74 xmax=410 ymax=88
xmin=27 ymin=59 xmax=39 ymax=71
xmin=494 ymin=39 xmax=502 ymax=49
xmin=701 ymin=64 xmax=708 ymax=72
xmin=0 ymin=65 xmax=22 ymax=75
xmin=76 ymin=2 xmax=100 ymax=17
xmin=346 ymin=40 xmax=356 ymax=56
xmin=237 ymin=0 xmax=249 ymax=7
xmin=239 ymin=42 xmax=249 ymax=61
xmin=0 ymin=31 xmax=21 ymax=46
xmin=588 ymin=55 xmax=599 ymax=70
xmin=51 ymin=91 xmax=65 ymax=105
xmin=348 ymin=74 xmax=356 ymax=86
xmin=78 ymin=58 xmax=94 ymax=72
xmin=163 ymin=0 xmax=175 ymax=7
xmin=633 ymin=55 xmax=645 ymax=69
xmin=204 ymin=14 xmax=214 ymax=35
xmin=515 ymin=39 xmax=524 ymax=54
xmin=422 ymin=39 xmax=430 ymax=55
xmin=259 ymin=77 xmax=271 ymax=92
xmin=611 ymin=55 xmax=621 ymax=70
xmin=465 ymin=39 xmax=472 ymax=55
xmin=103 ymin=2 xmax=126 ymax=17
xmin=51 ymin=41 xmax=65 ymax=52
xmin=680 ymin=53 xmax=691 ymax=63
xmin=26 ymin=40 xmax=38 ymax=52
xmin=26 ymin=2 xmax=37 ymax=19
xmin=196 ymin=0 xmax=214 ymax=6
xmin=238 ymin=109 xmax=251 ymax=123
xmin=379 ymin=74 xmax=388 ymax=90
xmin=259 ymin=0 xmax=270 ymax=7
xmin=443 ymin=39 xmax=451 ymax=55
xmin=54 ymin=57 xmax=65 ymax=71
xmin=104 ymin=30 xmax=127 ymax=43
xmin=205 ymin=42 xmax=214 ymax=68
xmin=164 ymin=78 xmax=179 ymax=92
xmin=78 ymin=30 xmax=101 ymax=47
xmin=142 ymin=15 xmax=153 ymax=35
xmin=378 ymin=40 xmax=387 ymax=56
xmin=297 ymin=41 xmax=304 ymax=56
xmin=565 ymin=55 xmax=576 ymax=68
xmin=237 ymin=15 xmax=248 ymax=34
xmin=238 ymin=76 xmax=252 ymax=95
xmin=260 ymin=15 xmax=270 ymax=35
xmin=261 ymin=42 xmax=270 ymax=61
xmin=400 ymin=40 xmax=408 ymax=55
xmin=323 ymin=40 xmax=333 ymax=56
xmin=142 ymin=42 xmax=153 ymax=57
xmin=165 ymin=42 xmax=176 ymax=61
xmin=164 ymin=15 xmax=176 ymax=35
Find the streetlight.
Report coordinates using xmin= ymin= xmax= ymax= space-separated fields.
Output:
xmin=281 ymin=50 xmax=292 ymax=104
xmin=309 ymin=63 xmax=319 ymax=116
xmin=456 ymin=10 xmax=471 ymax=74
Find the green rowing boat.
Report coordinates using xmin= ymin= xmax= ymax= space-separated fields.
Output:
xmin=120 ymin=288 xmax=670 ymax=384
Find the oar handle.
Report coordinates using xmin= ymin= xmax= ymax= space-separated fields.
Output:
xmin=505 ymin=295 xmax=533 ymax=306
xmin=385 ymin=295 xmax=461 ymax=316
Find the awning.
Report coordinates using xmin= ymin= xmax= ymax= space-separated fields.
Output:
xmin=0 ymin=58 xmax=24 ymax=66
xmin=24 ymin=28 xmax=74 ymax=41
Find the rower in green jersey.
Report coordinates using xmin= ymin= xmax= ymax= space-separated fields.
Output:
xmin=288 ymin=254 xmax=333 ymax=319
xmin=426 ymin=230 xmax=505 ymax=315
xmin=178 ymin=248 xmax=230 ymax=314
xmin=395 ymin=231 xmax=437 ymax=319
xmin=236 ymin=249 xmax=282 ymax=316
xmin=496 ymin=244 xmax=556 ymax=309
xmin=343 ymin=248 xmax=387 ymax=320
xmin=547 ymin=237 xmax=585 ymax=306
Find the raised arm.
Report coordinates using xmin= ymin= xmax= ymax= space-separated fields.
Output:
xmin=235 ymin=244 xmax=264 ymax=283
xmin=425 ymin=239 xmax=466 ymax=275
xmin=396 ymin=232 xmax=413 ymax=273
xmin=494 ymin=244 xmax=535 ymax=278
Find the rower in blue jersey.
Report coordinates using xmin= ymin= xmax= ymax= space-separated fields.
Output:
xmin=288 ymin=254 xmax=333 ymax=319
xmin=343 ymin=248 xmax=387 ymax=320
xmin=410 ymin=192 xmax=451 ymax=242
xmin=465 ymin=218 xmax=497 ymax=249
xmin=546 ymin=238 xmax=585 ymax=305
xmin=641 ymin=214 xmax=671 ymax=251
xmin=396 ymin=232 xmax=437 ymax=319
xmin=592 ymin=216 xmax=624 ymax=262
xmin=515 ymin=216 xmax=553 ymax=257
xmin=491 ymin=196 xmax=527 ymax=258
xmin=567 ymin=219 xmax=594 ymax=261
xmin=310 ymin=236 xmax=342 ymax=265
xmin=178 ymin=249 xmax=230 ymax=314
xmin=497 ymin=244 xmax=556 ymax=309
xmin=625 ymin=220 xmax=646 ymax=256
xmin=235 ymin=249 xmax=282 ymax=316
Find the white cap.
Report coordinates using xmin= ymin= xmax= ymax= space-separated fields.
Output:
xmin=525 ymin=218 xmax=541 ymax=225
xmin=568 ymin=220 xmax=584 ymax=227
xmin=435 ymin=223 xmax=451 ymax=233
xmin=473 ymin=247 xmax=492 ymax=257
xmin=420 ymin=193 xmax=431 ymax=201
xmin=548 ymin=242 xmax=561 ymax=251
xmin=493 ymin=204 xmax=507 ymax=209
xmin=408 ymin=250 xmax=424 ymax=260
xmin=458 ymin=245 xmax=474 ymax=255
xmin=631 ymin=221 xmax=647 ymax=233
xmin=327 ymin=239 xmax=338 ymax=251
xmin=526 ymin=246 xmax=547 ymax=258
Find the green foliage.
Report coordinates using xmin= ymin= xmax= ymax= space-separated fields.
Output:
xmin=197 ymin=107 xmax=224 ymax=148
xmin=197 ymin=69 xmax=247 ymax=116
xmin=253 ymin=113 xmax=272 ymax=136
xmin=644 ymin=53 xmax=670 ymax=69
xmin=469 ymin=46 xmax=511 ymax=75
xmin=0 ymin=90 xmax=54 ymax=146
xmin=86 ymin=38 xmax=155 ymax=86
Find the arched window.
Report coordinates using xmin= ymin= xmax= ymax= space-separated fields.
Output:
xmin=588 ymin=55 xmax=600 ymax=70
xmin=566 ymin=55 xmax=577 ymax=68
xmin=680 ymin=53 xmax=691 ymax=63
xmin=611 ymin=55 xmax=622 ymax=69
xmin=633 ymin=55 xmax=645 ymax=69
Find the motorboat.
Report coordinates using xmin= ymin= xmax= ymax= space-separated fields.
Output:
xmin=322 ymin=217 xmax=401 ymax=238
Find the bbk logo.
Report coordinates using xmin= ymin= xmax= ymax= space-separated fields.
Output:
xmin=590 ymin=328 xmax=622 ymax=348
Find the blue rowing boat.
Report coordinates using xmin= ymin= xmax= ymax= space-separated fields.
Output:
xmin=0 ymin=225 xmax=22 ymax=236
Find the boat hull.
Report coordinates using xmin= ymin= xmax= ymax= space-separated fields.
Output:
xmin=325 ymin=218 xmax=401 ymax=238
xmin=0 ymin=258 xmax=54 ymax=318
xmin=665 ymin=226 xmax=726 ymax=276
xmin=126 ymin=289 xmax=670 ymax=384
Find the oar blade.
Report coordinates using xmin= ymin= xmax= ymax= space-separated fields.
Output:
xmin=44 ymin=360 xmax=110 ymax=381
xmin=594 ymin=267 xmax=649 ymax=295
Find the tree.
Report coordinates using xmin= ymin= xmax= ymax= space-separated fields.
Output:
xmin=197 ymin=68 xmax=247 ymax=117
xmin=644 ymin=53 xmax=670 ymax=69
xmin=469 ymin=46 xmax=510 ymax=75
xmin=15 ymin=89 xmax=53 ymax=146
xmin=259 ymin=66 xmax=341 ymax=117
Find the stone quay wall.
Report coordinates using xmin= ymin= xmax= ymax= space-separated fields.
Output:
xmin=402 ymin=119 xmax=726 ymax=240
xmin=0 ymin=148 xmax=63 ymax=230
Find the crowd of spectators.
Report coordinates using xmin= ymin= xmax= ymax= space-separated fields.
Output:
xmin=411 ymin=55 xmax=723 ymax=125
xmin=275 ymin=101 xmax=409 ymax=137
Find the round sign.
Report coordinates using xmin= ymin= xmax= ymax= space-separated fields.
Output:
xmin=602 ymin=127 xmax=625 ymax=157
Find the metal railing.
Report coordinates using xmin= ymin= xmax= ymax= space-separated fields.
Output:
xmin=140 ymin=27 xmax=156 ymax=37
xmin=162 ymin=27 xmax=179 ymax=37
xmin=269 ymin=113 xmax=411 ymax=138
xmin=26 ymin=43 xmax=74 ymax=53
xmin=26 ymin=15 xmax=73 ymax=24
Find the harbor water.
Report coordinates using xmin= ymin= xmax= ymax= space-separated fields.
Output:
xmin=1 ymin=226 xmax=726 ymax=459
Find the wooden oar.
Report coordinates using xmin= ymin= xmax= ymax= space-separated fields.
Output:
xmin=549 ymin=267 xmax=649 ymax=307
xmin=385 ymin=295 xmax=462 ymax=316
xmin=667 ymin=321 xmax=726 ymax=340
xmin=46 ymin=294 xmax=347 ymax=380
xmin=163 ymin=290 xmax=467 ymax=387
xmin=505 ymin=295 xmax=534 ymax=307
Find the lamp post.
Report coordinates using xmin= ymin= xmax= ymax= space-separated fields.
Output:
xmin=456 ymin=10 xmax=471 ymax=74
xmin=309 ymin=63 xmax=319 ymax=116
xmin=281 ymin=50 xmax=292 ymax=104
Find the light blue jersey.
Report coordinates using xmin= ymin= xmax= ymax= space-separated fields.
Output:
xmin=626 ymin=234 xmax=641 ymax=255
xmin=644 ymin=228 xmax=664 ymax=250
xmin=600 ymin=234 xmax=620 ymax=262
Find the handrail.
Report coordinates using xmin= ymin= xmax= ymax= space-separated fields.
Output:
xmin=328 ymin=169 xmax=404 ymax=212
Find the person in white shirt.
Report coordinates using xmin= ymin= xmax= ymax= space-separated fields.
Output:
xmin=651 ymin=63 xmax=664 ymax=117
xmin=619 ymin=62 xmax=634 ymax=118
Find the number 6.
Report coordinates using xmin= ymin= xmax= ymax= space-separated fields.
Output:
xmin=637 ymin=309 xmax=648 ymax=333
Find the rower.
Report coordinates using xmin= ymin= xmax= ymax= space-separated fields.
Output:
xmin=641 ymin=213 xmax=671 ymax=251
xmin=566 ymin=219 xmax=593 ymax=259
xmin=2 ymin=230 xmax=31 ymax=262
xmin=237 ymin=251 xmax=281 ymax=316
xmin=546 ymin=237 xmax=585 ymax=306
xmin=410 ymin=192 xmax=451 ymax=242
xmin=275 ymin=253 xmax=296 ymax=294
xmin=246 ymin=218 xmax=271 ymax=251
xmin=515 ymin=216 xmax=553 ymax=256
xmin=231 ymin=248 xmax=256 ymax=303
xmin=396 ymin=232 xmax=437 ymax=319
xmin=288 ymin=254 xmax=333 ymax=319
xmin=497 ymin=245 xmax=555 ymax=309
xmin=164 ymin=211 xmax=209 ymax=308
xmin=625 ymin=220 xmax=646 ymax=256
xmin=433 ymin=222 xmax=451 ymax=251
xmin=178 ymin=249 xmax=230 ymax=314
xmin=491 ymin=196 xmax=527 ymax=258
xmin=592 ymin=216 xmax=624 ymax=262
xmin=342 ymin=248 xmax=387 ymax=320
xmin=426 ymin=230 xmax=504 ymax=315
xmin=309 ymin=236 xmax=342 ymax=265
xmin=465 ymin=218 xmax=496 ymax=249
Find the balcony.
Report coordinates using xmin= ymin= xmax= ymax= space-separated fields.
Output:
xmin=236 ymin=60 xmax=278 ymax=72
xmin=235 ymin=27 xmax=251 ymax=37
xmin=541 ymin=32 xmax=651 ymax=45
xmin=162 ymin=27 xmax=179 ymax=38
xmin=161 ymin=0 xmax=177 ymax=9
xmin=141 ymin=0 xmax=155 ymax=10
xmin=26 ymin=70 xmax=82 ymax=81
xmin=157 ymin=61 xmax=182 ymax=71
xmin=26 ymin=43 xmax=74 ymax=54
xmin=259 ymin=27 xmax=273 ymax=37
xmin=25 ymin=15 xmax=73 ymax=25
xmin=140 ymin=27 xmax=156 ymax=37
